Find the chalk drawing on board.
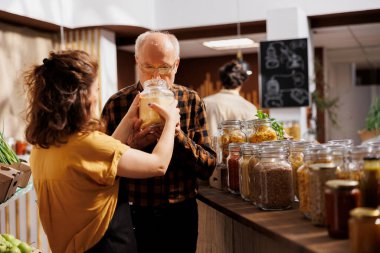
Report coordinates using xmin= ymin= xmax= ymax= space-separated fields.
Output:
xmin=265 ymin=44 xmax=280 ymax=69
xmin=264 ymin=41 xmax=305 ymax=70
xmin=263 ymin=71 xmax=307 ymax=107
xmin=290 ymin=89 xmax=308 ymax=104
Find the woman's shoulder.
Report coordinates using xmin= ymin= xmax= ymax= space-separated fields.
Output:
xmin=70 ymin=131 xmax=125 ymax=150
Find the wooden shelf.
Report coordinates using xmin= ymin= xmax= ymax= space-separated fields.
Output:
xmin=197 ymin=186 xmax=349 ymax=253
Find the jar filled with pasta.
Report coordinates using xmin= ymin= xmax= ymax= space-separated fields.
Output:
xmin=309 ymin=158 xmax=338 ymax=226
xmin=239 ymin=143 xmax=254 ymax=201
xmin=248 ymin=119 xmax=277 ymax=143
xmin=219 ymin=120 xmax=246 ymax=164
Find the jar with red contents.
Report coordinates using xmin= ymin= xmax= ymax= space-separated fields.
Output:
xmin=324 ymin=180 xmax=360 ymax=238
xmin=227 ymin=143 xmax=242 ymax=194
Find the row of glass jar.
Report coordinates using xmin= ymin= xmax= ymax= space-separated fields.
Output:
xmin=225 ymin=139 xmax=380 ymax=211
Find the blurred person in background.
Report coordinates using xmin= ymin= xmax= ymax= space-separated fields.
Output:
xmin=101 ymin=31 xmax=216 ymax=253
xmin=203 ymin=60 xmax=258 ymax=137
xmin=25 ymin=50 xmax=180 ymax=253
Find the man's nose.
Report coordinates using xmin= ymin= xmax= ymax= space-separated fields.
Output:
xmin=151 ymin=70 xmax=162 ymax=80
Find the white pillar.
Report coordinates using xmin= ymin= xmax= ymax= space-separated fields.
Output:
xmin=99 ymin=29 xmax=118 ymax=109
xmin=266 ymin=7 xmax=315 ymax=139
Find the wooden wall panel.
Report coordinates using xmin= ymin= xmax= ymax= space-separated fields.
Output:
xmin=116 ymin=50 xmax=136 ymax=89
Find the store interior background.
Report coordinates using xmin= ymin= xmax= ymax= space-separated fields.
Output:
xmin=1 ymin=0 xmax=380 ymax=145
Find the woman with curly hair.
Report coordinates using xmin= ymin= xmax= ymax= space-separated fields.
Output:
xmin=24 ymin=50 xmax=179 ymax=253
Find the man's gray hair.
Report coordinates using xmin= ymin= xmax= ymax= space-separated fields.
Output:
xmin=135 ymin=31 xmax=180 ymax=59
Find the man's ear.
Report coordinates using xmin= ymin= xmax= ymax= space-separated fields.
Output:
xmin=174 ymin=59 xmax=180 ymax=73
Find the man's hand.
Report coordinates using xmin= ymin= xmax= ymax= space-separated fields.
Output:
xmin=127 ymin=121 xmax=163 ymax=149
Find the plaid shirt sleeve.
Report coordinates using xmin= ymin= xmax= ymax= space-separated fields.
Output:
xmin=174 ymin=88 xmax=216 ymax=180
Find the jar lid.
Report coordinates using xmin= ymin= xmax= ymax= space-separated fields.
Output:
xmin=327 ymin=139 xmax=354 ymax=146
xmin=309 ymin=163 xmax=337 ymax=171
xmin=143 ymin=79 xmax=168 ymax=88
xmin=221 ymin=120 xmax=241 ymax=127
xmin=228 ymin=142 xmax=243 ymax=150
xmin=290 ymin=140 xmax=313 ymax=150
xmin=350 ymin=207 xmax=380 ymax=218
xmin=253 ymin=119 xmax=271 ymax=125
xmin=325 ymin=179 xmax=358 ymax=189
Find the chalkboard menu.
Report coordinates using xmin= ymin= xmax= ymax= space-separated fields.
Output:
xmin=259 ymin=38 xmax=309 ymax=108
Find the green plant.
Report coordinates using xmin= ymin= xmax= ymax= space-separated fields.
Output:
xmin=365 ymin=99 xmax=380 ymax=131
xmin=0 ymin=132 xmax=20 ymax=164
xmin=255 ymin=110 xmax=284 ymax=140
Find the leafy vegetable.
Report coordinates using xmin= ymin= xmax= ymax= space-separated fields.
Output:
xmin=0 ymin=132 xmax=20 ymax=164
xmin=255 ymin=110 xmax=285 ymax=140
xmin=366 ymin=99 xmax=380 ymax=131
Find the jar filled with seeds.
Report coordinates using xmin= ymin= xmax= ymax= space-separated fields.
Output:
xmin=309 ymin=160 xmax=338 ymax=226
xmin=248 ymin=119 xmax=277 ymax=143
xmin=239 ymin=143 xmax=255 ymax=201
xmin=253 ymin=145 xmax=293 ymax=210
xmin=289 ymin=141 xmax=312 ymax=199
xmin=219 ymin=120 xmax=246 ymax=164
xmin=227 ymin=143 xmax=243 ymax=194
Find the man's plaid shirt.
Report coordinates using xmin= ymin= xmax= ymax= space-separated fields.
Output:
xmin=101 ymin=82 xmax=216 ymax=206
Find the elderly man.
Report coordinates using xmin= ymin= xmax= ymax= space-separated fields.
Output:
xmin=101 ymin=31 xmax=216 ymax=253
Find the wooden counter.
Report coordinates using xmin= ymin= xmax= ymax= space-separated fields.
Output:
xmin=196 ymin=186 xmax=349 ymax=253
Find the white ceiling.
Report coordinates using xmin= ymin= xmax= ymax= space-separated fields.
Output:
xmin=119 ymin=23 xmax=380 ymax=60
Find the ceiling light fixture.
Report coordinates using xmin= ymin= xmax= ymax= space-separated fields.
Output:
xmin=202 ymin=38 xmax=258 ymax=50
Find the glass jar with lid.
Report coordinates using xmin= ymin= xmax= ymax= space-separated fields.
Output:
xmin=289 ymin=141 xmax=312 ymax=199
xmin=227 ymin=143 xmax=243 ymax=194
xmin=340 ymin=146 xmax=371 ymax=181
xmin=349 ymin=207 xmax=380 ymax=253
xmin=139 ymin=79 xmax=175 ymax=129
xmin=360 ymin=157 xmax=380 ymax=208
xmin=219 ymin=120 xmax=246 ymax=164
xmin=239 ymin=143 xmax=254 ymax=201
xmin=324 ymin=180 xmax=360 ymax=238
xmin=248 ymin=145 xmax=261 ymax=204
xmin=253 ymin=145 xmax=293 ymax=210
xmin=248 ymin=119 xmax=277 ymax=143
xmin=297 ymin=147 xmax=318 ymax=219
xmin=242 ymin=120 xmax=255 ymax=141
xmin=309 ymin=161 xmax=338 ymax=226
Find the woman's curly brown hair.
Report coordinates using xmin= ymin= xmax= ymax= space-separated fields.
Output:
xmin=219 ymin=60 xmax=249 ymax=89
xmin=24 ymin=50 xmax=102 ymax=148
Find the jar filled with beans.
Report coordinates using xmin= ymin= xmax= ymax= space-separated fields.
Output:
xmin=253 ymin=145 xmax=293 ymax=210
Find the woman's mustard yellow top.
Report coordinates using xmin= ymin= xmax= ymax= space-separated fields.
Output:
xmin=30 ymin=131 xmax=129 ymax=253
